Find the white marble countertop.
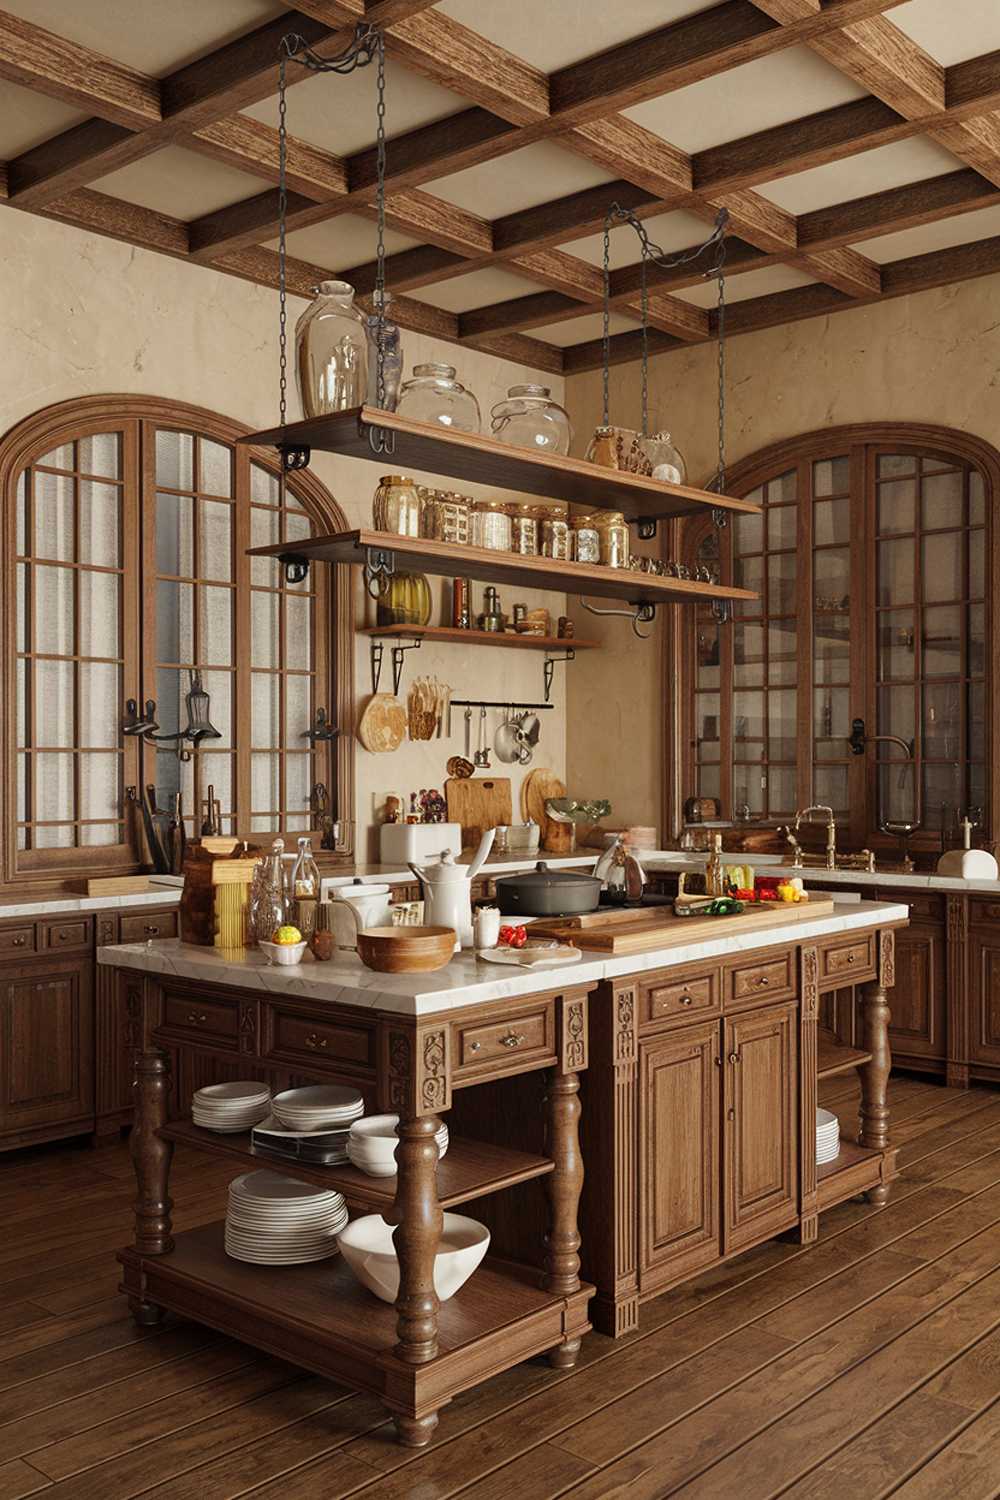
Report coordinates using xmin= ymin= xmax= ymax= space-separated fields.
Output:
xmin=0 ymin=880 xmax=187 ymax=921
xmin=98 ymin=897 xmax=907 ymax=1018
xmin=643 ymin=851 xmax=1000 ymax=896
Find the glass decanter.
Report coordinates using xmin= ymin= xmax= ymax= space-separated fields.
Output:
xmin=490 ymin=384 xmax=572 ymax=456
xmin=294 ymin=280 xmax=368 ymax=419
xmin=365 ymin=292 xmax=403 ymax=412
xmin=396 ymin=362 xmax=481 ymax=433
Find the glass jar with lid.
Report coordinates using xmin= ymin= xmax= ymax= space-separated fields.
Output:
xmin=490 ymin=385 xmax=572 ymax=455
xmin=540 ymin=504 xmax=571 ymax=561
xmin=471 ymin=499 xmax=512 ymax=552
xmin=372 ymin=475 xmax=422 ymax=537
xmin=423 ymin=489 xmax=471 ymax=545
xmin=572 ymin=514 xmax=600 ymax=565
xmin=294 ymin=280 xmax=368 ymax=419
xmin=595 ymin=511 xmax=630 ymax=569
xmin=396 ymin=362 xmax=481 ymax=433
xmin=508 ymin=503 xmax=539 ymax=556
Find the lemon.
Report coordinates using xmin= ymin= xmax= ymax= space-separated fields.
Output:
xmin=272 ymin=924 xmax=303 ymax=945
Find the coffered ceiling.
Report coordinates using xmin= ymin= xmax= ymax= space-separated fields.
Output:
xmin=2 ymin=0 xmax=1000 ymax=377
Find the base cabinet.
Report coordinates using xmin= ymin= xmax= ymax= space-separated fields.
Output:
xmin=0 ymin=955 xmax=94 ymax=1144
xmin=968 ymin=924 xmax=1000 ymax=1068
xmin=887 ymin=920 xmax=948 ymax=1065
xmin=724 ymin=1003 xmax=798 ymax=1253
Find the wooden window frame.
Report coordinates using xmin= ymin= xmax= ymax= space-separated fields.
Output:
xmin=668 ymin=423 xmax=1000 ymax=855
xmin=0 ymin=396 xmax=355 ymax=891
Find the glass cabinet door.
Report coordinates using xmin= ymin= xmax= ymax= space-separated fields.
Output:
xmin=812 ymin=456 xmax=852 ymax=822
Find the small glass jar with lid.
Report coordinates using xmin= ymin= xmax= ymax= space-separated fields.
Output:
xmin=595 ymin=511 xmax=630 ymax=568
xmin=396 ymin=362 xmax=481 ymax=433
xmin=471 ymin=499 xmax=512 ymax=552
xmin=421 ymin=489 xmax=471 ymax=545
xmin=372 ymin=475 xmax=422 ymax=537
xmin=571 ymin=514 xmax=601 ymax=565
xmin=540 ymin=504 xmax=571 ymax=561
xmin=508 ymin=503 xmax=539 ymax=556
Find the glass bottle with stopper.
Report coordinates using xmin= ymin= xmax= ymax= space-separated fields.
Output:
xmin=290 ymin=836 xmax=321 ymax=937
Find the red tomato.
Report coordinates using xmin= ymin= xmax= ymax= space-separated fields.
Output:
xmin=510 ymin=925 xmax=528 ymax=948
xmin=498 ymin=925 xmax=515 ymax=946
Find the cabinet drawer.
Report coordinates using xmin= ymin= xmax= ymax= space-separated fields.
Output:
xmin=971 ymin=899 xmax=1000 ymax=928
xmin=643 ymin=971 xmax=720 ymax=1026
xmin=726 ymin=954 xmax=795 ymax=1007
xmin=160 ymin=993 xmax=240 ymax=1048
xmin=877 ymin=890 xmax=944 ymax=924
xmin=453 ymin=1002 xmax=555 ymax=1078
xmin=41 ymin=920 xmax=91 ymax=953
xmin=120 ymin=911 xmax=179 ymax=944
xmin=0 ymin=926 xmax=35 ymax=955
xmin=264 ymin=1006 xmax=375 ymax=1071
xmin=821 ymin=935 xmax=875 ymax=983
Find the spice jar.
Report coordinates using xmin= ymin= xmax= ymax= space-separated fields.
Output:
xmin=540 ymin=504 xmax=571 ymax=561
xmin=508 ymin=503 xmax=539 ymax=556
xmin=595 ymin=511 xmax=630 ymax=568
xmin=572 ymin=514 xmax=601 ymax=564
xmin=372 ymin=475 xmax=422 ymax=536
xmin=471 ymin=498 xmax=512 ymax=552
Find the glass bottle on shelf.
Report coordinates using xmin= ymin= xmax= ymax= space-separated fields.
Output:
xmin=257 ymin=838 xmax=287 ymax=944
xmin=294 ymin=281 xmax=368 ymax=418
xmin=490 ymin=385 xmax=572 ymax=455
xmin=396 ymin=362 xmax=481 ymax=433
xmin=364 ymin=292 xmax=402 ymax=412
xmin=705 ymin=832 xmax=726 ymax=897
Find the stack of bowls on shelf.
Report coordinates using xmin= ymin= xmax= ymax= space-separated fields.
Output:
xmin=816 ymin=1106 xmax=841 ymax=1165
xmin=191 ymin=1081 xmax=272 ymax=1133
xmin=271 ymin=1085 xmax=365 ymax=1135
xmin=225 ymin=1169 xmax=348 ymax=1264
xmin=348 ymin=1113 xmax=449 ymax=1177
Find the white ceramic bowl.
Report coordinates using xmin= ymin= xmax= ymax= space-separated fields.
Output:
xmin=259 ymin=940 xmax=308 ymax=967
xmin=337 ymin=1212 xmax=489 ymax=1302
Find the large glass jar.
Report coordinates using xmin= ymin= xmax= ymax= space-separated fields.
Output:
xmin=375 ymin=571 xmax=432 ymax=626
xmin=572 ymin=514 xmax=600 ymax=564
xmin=595 ymin=511 xmax=630 ymax=568
xmin=586 ymin=426 xmax=649 ymax=474
xmin=423 ymin=489 xmax=471 ymax=545
xmin=490 ymin=385 xmax=572 ymax=455
xmin=294 ymin=280 xmax=368 ymax=419
xmin=508 ymin=503 xmax=539 ymax=556
xmin=396 ymin=362 xmax=481 ymax=433
xmin=372 ymin=475 xmax=422 ymax=536
xmin=365 ymin=293 xmax=402 ymax=412
xmin=471 ymin=499 xmax=512 ymax=552
xmin=540 ymin=505 xmax=571 ymax=561
xmin=641 ymin=430 xmax=687 ymax=485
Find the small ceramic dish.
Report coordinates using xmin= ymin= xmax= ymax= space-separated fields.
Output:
xmin=259 ymin=940 xmax=308 ymax=967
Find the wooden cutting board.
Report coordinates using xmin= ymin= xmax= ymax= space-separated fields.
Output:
xmin=357 ymin=693 xmax=406 ymax=753
xmin=521 ymin=768 xmax=566 ymax=827
xmin=446 ymin=776 xmax=512 ymax=848
xmin=530 ymin=894 xmax=837 ymax=953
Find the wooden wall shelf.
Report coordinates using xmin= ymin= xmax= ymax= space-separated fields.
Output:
xmin=250 ymin=529 xmax=757 ymax=609
xmin=238 ymin=406 xmax=760 ymax=525
xmin=362 ymin=624 xmax=598 ymax=651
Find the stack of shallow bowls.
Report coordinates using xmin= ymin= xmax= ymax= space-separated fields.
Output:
xmin=271 ymin=1085 xmax=365 ymax=1133
xmin=192 ymin=1081 xmax=271 ymax=1133
xmin=348 ymin=1113 xmax=449 ymax=1177
xmin=816 ymin=1106 xmax=841 ymax=1165
xmin=224 ymin=1169 xmax=348 ymax=1264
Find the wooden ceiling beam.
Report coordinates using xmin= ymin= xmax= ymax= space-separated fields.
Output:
xmin=0 ymin=8 xmax=160 ymax=130
xmin=796 ymin=167 xmax=1000 ymax=249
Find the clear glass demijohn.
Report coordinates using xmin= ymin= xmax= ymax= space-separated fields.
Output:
xmin=396 ymin=362 xmax=481 ymax=433
xmin=294 ymin=280 xmax=368 ymax=419
xmin=490 ymin=384 xmax=572 ymax=456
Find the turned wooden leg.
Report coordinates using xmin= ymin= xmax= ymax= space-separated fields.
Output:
xmin=129 ymin=1049 xmax=174 ymax=1327
xmin=393 ymin=1412 xmax=439 ymax=1447
xmin=544 ymin=1069 xmax=584 ymax=1369
xmin=388 ymin=1114 xmax=442 ymax=1367
xmin=859 ymin=979 xmax=892 ymax=1206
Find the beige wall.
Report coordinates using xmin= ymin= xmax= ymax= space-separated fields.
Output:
xmin=0 ymin=211 xmax=567 ymax=858
xmin=564 ymin=272 xmax=1000 ymax=837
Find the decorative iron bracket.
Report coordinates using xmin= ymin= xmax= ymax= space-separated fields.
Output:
xmin=361 ymin=416 xmax=397 ymax=457
xmin=579 ymin=598 xmax=656 ymax=639
xmin=634 ymin=517 xmax=658 ymax=540
xmin=280 ymin=444 xmax=311 ymax=472
xmin=711 ymin=598 xmax=732 ymax=624
xmin=122 ymin=698 xmax=159 ymax=737
xmin=370 ymin=635 xmax=421 ymax=695
xmin=303 ymin=707 xmax=339 ymax=742
xmin=711 ymin=505 xmax=730 ymax=529
xmin=543 ymin=649 xmax=576 ymax=704
xmin=280 ymin=554 xmax=310 ymax=585
xmin=363 ymin=545 xmax=395 ymax=599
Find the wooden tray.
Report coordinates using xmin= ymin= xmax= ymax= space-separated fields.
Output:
xmin=530 ymin=894 xmax=837 ymax=953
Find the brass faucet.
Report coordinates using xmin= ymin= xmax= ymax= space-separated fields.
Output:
xmin=794 ymin=805 xmax=837 ymax=870
xmin=778 ymin=825 xmax=803 ymax=868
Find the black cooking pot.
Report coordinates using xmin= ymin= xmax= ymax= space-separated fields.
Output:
xmin=494 ymin=861 xmax=602 ymax=916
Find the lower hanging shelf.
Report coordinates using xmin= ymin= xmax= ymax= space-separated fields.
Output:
xmin=118 ymin=1222 xmax=592 ymax=1416
xmin=817 ymin=1138 xmax=897 ymax=1211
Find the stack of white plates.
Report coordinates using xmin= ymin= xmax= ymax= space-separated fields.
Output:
xmin=192 ymin=1081 xmax=271 ymax=1133
xmin=271 ymin=1085 xmax=365 ymax=1134
xmin=348 ymin=1113 xmax=449 ymax=1178
xmin=816 ymin=1106 xmax=841 ymax=1165
xmin=224 ymin=1170 xmax=348 ymax=1264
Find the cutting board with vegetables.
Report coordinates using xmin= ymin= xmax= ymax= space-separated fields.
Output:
xmin=445 ymin=776 xmax=512 ymax=848
xmin=530 ymin=893 xmax=837 ymax=953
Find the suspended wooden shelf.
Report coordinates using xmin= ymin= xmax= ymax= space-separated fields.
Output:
xmin=361 ymin=624 xmax=599 ymax=651
xmin=238 ymin=406 xmax=760 ymax=526
xmin=248 ymin=529 xmax=757 ymax=610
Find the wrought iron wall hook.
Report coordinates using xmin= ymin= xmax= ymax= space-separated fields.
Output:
xmin=363 ymin=545 xmax=394 ymax=599
xmin=543 ymin=649 xmax=576 ymax=704
xmin=302 ymin=707 xmax=339 ymax=742
xmin=369 ymin=636 xmax=421 ymax=695
xmin=579 ymin=598 xmax=656 ymax=639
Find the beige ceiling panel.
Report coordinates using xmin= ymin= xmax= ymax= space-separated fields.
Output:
xmin=432 ymin=0 xmax=708 ymax=73
xmin=623 ymin=45 xmax=868 ymax=154
xmin=757 ymin=138 xmax=964 ymax=214
xmin=889 ymin=0 xmax=1000 ymax=66
xmin=413 ymin=268 xmax=550 ymax=313
xmin=243 ymin=58 xmax=473 ymax=159
xmin=855 ymin=202 xmax=1000 ymax=263
xmin=265 ymin=216 xmax=422 ymax=271
xmin=533 ymin=311 xmax=642 ymax=346
xmin=0 ymin=0 xmax=286 ymax=75
xmin=0 ymin=80 xmax=87 ymax=158
xmin=566 ymin=208 xmax=721 ymax=269
xmin=675 ymin=263 xmax=818 ymax=307
xmin=431 ymin=142 xmax=615 ymax=218
xmin=95 ymin=146 xmax=272 ymax=220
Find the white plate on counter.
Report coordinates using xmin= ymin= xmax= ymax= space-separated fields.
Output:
xmin=476 ymin=944 xmax=583 ymax=968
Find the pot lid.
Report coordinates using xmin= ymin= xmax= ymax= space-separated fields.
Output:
xmin=495 ymin=861 xmax=600 ymax=889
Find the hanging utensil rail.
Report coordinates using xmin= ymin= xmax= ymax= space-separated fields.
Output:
xmin=450 ymin=700 xmax=555 ymax=710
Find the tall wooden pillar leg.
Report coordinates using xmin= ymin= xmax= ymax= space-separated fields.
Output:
xmin=387 ymin=1113 xmax=442 ymax=1447
xmin=859 ymin=965 xmax=892 ymax=1206
xmin=544 ymin=1068 xmax=584 ymax=1368
xmin=129 ymin=1048 xmax=174 ymax=1326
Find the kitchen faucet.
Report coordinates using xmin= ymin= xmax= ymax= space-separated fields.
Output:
xmin=794 ymin=805 xmax=837 ymax=870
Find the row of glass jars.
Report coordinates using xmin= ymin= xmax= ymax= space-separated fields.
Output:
xmin=372 ymin=477 xmax=630 ymax=567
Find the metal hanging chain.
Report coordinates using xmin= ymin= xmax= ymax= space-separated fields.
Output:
xmin=713 ymin=237 xmax=729 ymax=516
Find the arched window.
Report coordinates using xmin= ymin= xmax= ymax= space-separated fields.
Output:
xmin=680 ymin=424 xmax=997 ymax=854
xmin=1 ymin=396 xmax=354 ymax=886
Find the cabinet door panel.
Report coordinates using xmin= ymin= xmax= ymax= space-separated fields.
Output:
xmin=640 ymin=1021 xmax=720 ymax=1288
xmin=888 ymin=923 xmax=946 ymax=1061
xmin=969 ymin=934 xmax=1000 ymax=1067
xmin=0 ymin=959 xmax=93 ymax=1132
xmin=724 ymin=1002 xmax=798 ymax=1253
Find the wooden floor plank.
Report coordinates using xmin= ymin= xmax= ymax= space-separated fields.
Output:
xmin=888 ymin=1395 xmax=1000 ymax=1498
xmin=0 ymin=1459 xmax=50 ymax=1500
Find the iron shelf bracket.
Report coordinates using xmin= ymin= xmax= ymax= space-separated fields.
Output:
xmin=711 ymin=505 xmax=730 ymax=529
xmin=280 ymin=444 xmax=311 ymax=473
xmin=363 ymin=544 xmax=395 ymax=599
xmin=279 ymin=553 xmax=310 ymax=585
xmin=634 ymin=518 xmax=658 ymax=540
xmin=579 ymin=597 xmax=656 ymax=639
xmin=360 ymin=414 xmax=397 ymax=458
xmin=302 ymin=707 xmax=339 ymax=742
xmin=543 ymin=649 xmax=576 ymax=703
xmin=370 ymin=636 xmax=421 ymax=695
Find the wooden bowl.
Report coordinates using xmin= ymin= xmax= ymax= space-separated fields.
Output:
xmin=356 ymin=925 xmax=456 ymax=973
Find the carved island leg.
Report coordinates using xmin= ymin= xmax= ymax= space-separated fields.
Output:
xmin=794 ymin=947 xmax=820 ymax=1244
xmin=544 ymin=992 xmax=587 ymax=1369
xmin=129 ymin=1048 xmax=174 ymax=1325
xmin=387 ymin=1113 xmax=443 ymax=1446
xmin=859 ymin=929 xmax=894 ymax=1206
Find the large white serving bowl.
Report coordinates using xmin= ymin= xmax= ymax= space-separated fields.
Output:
xmin=337 ymin=1213 xmax=489 ymax=1303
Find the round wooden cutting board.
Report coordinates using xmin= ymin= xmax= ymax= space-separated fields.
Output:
xmin=357 ymin=693 xmax=406 ymax=753
xmin=521 ymin=768 xmax=566 ymax=827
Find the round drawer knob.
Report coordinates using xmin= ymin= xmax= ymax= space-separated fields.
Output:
xmin=12 ymin=936 xmax=25 ymax=947
xmin=847 ymin=954 xmax=856 ymax=964
xmin=728 ymin=1051 xmax=740 ymax=1064
xmin=305 ymin=1033 xmax=328 ymax=1049
xmin=469 ymin=1041 xmax=481 ymax=1052
xmin=680 ymin=994 xmax=693 ymax=1006
xmin=144 ymin=925 xmax=158 ymax=935
xmin=756 ymin=976 xmax=770 ymax=986
xmin=187 ymin=1012 xmax=207 ymax=1024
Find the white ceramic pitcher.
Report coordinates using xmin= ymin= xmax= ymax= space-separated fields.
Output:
xmin=330 ymin=881 xmax=393 ymax=949
xmin=409 ymin=829 xmax=496 ymax=950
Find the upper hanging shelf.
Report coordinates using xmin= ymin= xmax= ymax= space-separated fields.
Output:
xmin=237 ymin=407 xmax=760 ymax=526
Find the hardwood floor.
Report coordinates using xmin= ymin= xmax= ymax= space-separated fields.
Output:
xmin=2 ymin=1076 xmax=1000 ymax=1498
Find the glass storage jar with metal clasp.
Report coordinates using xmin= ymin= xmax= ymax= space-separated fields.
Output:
xmin=372 ymin=475 xmax=423 ymax=537
xmin=471 ymin=499 xmax=512 ymax=552
xmin=571 ymin=513 xmax=601 ymax=564
xmin=508 ymin=502 xmax=540 ymax=556
xmin=595 ymin=511 xmax=630 ymax=568
xmin=422 ymin=488 xmax=471 ymax=545
xmin=540 ymin=503 xmax=571 ymax=561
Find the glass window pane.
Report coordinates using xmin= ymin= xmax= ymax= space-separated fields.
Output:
xmin=814 ymin=546 xmax=850 ymax=611
xmin=768 ymin=689 xmax=796 ymax=759
xmin=34 ymin=565 xmax=74 ymax=655
xmin=732 ymin=772 xmax=764 ymax=818
xmin=969 ymin=681 xmax=986 ymax=760
xmin=768 ymin=767 xmax=796 ymax=815
xmin=35 ymin=752 xmax=74 ymax=823
xmin=16 ymin=471 xmax=26 ymax=555
xmin=768 ymin=622 xmax=797 ymax=685
xmin=36 ymin=660 xmax=74 ymax=747
xmin=284 ymin=510 xmax=312 ymax=546
xmin=695 ymin=694 xmax=720 ymax=761
xmin=734 ymin=690 xmax=764 ymax=758
xmin=251 ymin=465 xmax=279 ymax=506
xmin=252 ymin=752 xmax=280 ymax=813
xmin=878 ymin=454 xmax=915 ymax=480
xmin=877 ymin=479 xmax=915 ymax=535
xmin=921 ymin=605 xmax=962 ymax=677
xmin=814 ymin=497 xmax=850 ymax=547
xmin=39 ymin=442 xmax=74 ymax=471
xmin=924 ymin=684 xmax=961 ymax=759
xmin=78 ymin=571 xmax=120 ymax=659
xmin=767 ymin=553 xmax=796 ymax=614
xmin=970 ymin=534 xmax=985 ymax=600
xmin=78 ymin=432 xmax=120 ymax=480
xmin=970 ymin=470 xmax=985 ymax=526
xmin=733 ymin=623 xmax=764 ymax=687
xmin=814 ymin=765 xmax=849 ymax=816
xmin=735 ymin=553 xmax=763 ymax=612
xmin=285 ymin=595 xmax=311 ymax=672
xmin=156 ymin=430 xmax=193 ymax=490
xmin=695 ymin=611 xmax=720 ymax=690
xmin=922 ymin=532 xmax=962 ymax=604
xmin=200 ymin=500 xmax=232 ymax=581
xmin=252 ymin=673 xmax=279 ymax=749
xmin=734 ymin=510 xmax=762 ymax=554
xmin=284 ymin=755 xmax=311 ymax=824
xmin=80 ymin=754 xmax=120 ymax=822
xmin=79 ymin=480 xmax=120 ymax=568
xmin=155 ymin=667 xmax=184 ymax=740
xmin=199 ymin=440 xmax=232 ymax=497
xmin=16 ymin=659 xmax=26 ymax=748
xmin=878 ymin=684 xmax=916 ymax=746
xmin=157 ymin=580 xmax=194 ymax=663
xmin=970 ymin=603 xmax=985 ymax=676
xmin=697 ymin=765 xmax=720 ymax=803
xmin=251 ymin=507 xmax=280 ymax=587
xmin=877 ymin=538 xmax=914 ymax=606
xmin=878 ymin=611 xmax=915 ymax=681
xmin=17 ymin=752 xmax=27 ymax=823
xmin=766 ymin=470 xmax=797 ymax=504
xmin=921 ymin=470 xmax=962 ymax=530
xmin=814 ymin=686 xmax=850 ymax=760
xmin=81 ymin=823 xmax=122 ymax=846
xmin=79 ymin=662 xmax=119 ymax=747
xmin=199 ymin=585 xmax=232 ymax=666
xmin=813 ymin=457 xmax=849 ymax=497
xmin=156 ymin=492 xmax=194 ymax=576
xmin=767 ymin=506 xmax=796 ymax=550
xmin=33 ymin=471 xmax=74 ymax=561
xmin=922 ymin=764 xmax=962 ymax=831
xmin=814 ymin=616 xmax=850 ymax=685
xmin=285 ymin=675 xmax=312 ymax=749
xmin=16 ymin=563 xmax=26 ymax=652
xmin=201 ymin=670 xmax=232 ymax=749
xmin=251 ymin=590 xmax=279 ymax=668
xmin=154 ymin=747 xmax=186 ymax=818
xmin=198 ymin=753 xmax=233 ymax=823
xmin=35 ymin=824 xmax=75 ymax=849
xmin=970 ymin=762 xmax=986 ymax=811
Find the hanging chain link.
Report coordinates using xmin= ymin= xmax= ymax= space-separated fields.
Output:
xmin=373 ymin=33 xmax=387 ymax=412
xmin=278 ymin=52 xmax=289 ymax=436
xmin=713 ymin=231 xmax=729 ymax=521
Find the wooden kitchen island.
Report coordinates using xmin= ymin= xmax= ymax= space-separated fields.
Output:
xmin=100 ymin=895 xmax=906 ymax=1441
